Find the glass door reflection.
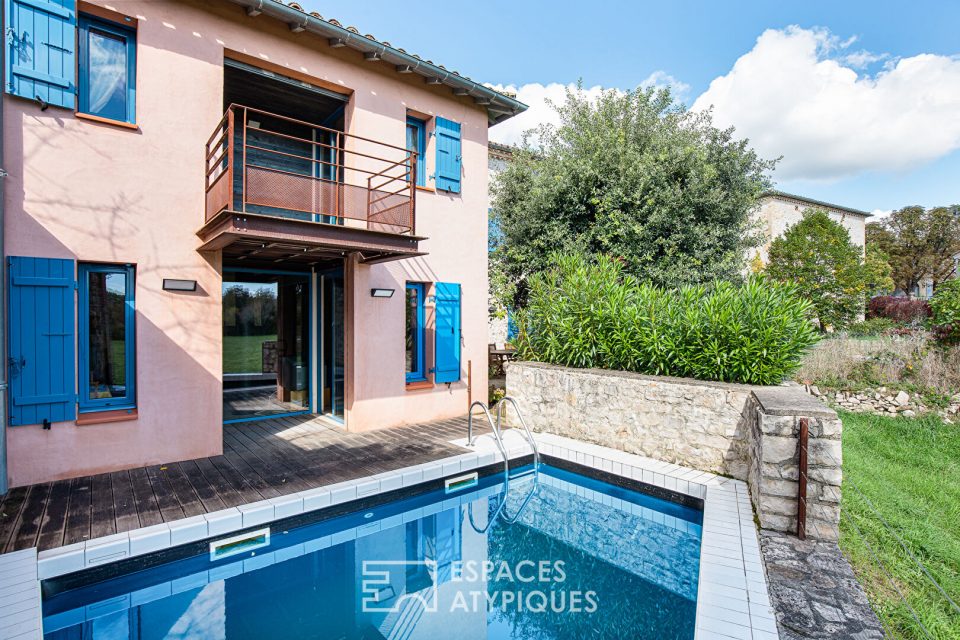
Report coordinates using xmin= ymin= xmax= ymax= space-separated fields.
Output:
xmin=223 ymin=271 xmax=310 ymax=423
xmin=321 ymin=268 xmax=345 ymax=422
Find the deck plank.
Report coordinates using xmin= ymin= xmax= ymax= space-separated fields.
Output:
xmin=110 ymin=471 xmax=141 ymax=533
xmin=89 ymin=474 xmax=116 ymax=539
xmin=142 ymin=465 xmax=187 ymax=523
xmin=206 ymin=454 xmax=269 ymax=503
xmin=63 ymin=475 xmax=93 ymax=546
xmin=153 ymin=464 xmax=206 ymax=519
xmin=36 ymin=480 xmax=72 ymax=551
xmin=128 ymin=467 xmax=164 ymax=528
xmin=12 ymin=483 xmax=51 ymax=550
xmin=192 ymin=457 xmax=247 ymax=508
xmin=177 ymin=460 xmax=227 ymax=513
xmin=0 ymin=486 xmax=29 ymax=552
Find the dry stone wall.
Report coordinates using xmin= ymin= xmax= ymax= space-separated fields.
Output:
xmin=506 ymin=362 xmax=842 ymax=540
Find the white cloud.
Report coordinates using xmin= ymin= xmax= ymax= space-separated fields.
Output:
xmin=488 ymin=71 xmax=687 ymax=146
xmin=842 ymin=49 xmax=890 ymax=69
xmin=692 ymin=26 xmax=960 ymax=181
xmin=870 ymin=208 xmax=893 ymax=219
xmin=487 ymin=82 xmax=606 ymax=146
xmin=638 ymin=70 xmax=691 ymax=99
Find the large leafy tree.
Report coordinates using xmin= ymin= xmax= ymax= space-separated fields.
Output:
xmin=863 ymin=246 xmax=895 ymax=296
xmin=490 ymin=86 xmax=775 ymax=308
xmin=866 ymin=205 xmax=960 ymax=294
xmin=766 ymin=209 xmax=868 ymax=330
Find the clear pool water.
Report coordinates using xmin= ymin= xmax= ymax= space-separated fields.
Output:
xmin=42 ymin=464 xmax=702 ymax=639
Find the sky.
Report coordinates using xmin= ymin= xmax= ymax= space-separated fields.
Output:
xmin=304 ymin=1 xmax=960 ymax=215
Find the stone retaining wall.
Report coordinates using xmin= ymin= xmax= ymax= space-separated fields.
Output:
xmin=505 ymin=362 xmax=842 ymax=540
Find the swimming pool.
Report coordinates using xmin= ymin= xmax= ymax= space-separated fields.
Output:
xmin=41 ymin=461 xmax=703 ymax=639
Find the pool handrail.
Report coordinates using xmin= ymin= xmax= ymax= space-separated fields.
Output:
xmin=467 ymin=464 xmax=540 ymax=533
xmin=467 ymin=400 xmax=510 ymax=476
xmin=500 ymin=474 xmax=539 ymax=524
xmin=495 ymin=396 xmax=540 ymax=467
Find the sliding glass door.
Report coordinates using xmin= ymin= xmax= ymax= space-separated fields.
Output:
xmin=320 ymin=268 xmax=344 ymax=422
xmin=223 ymin=271 xmax=310 ymax=423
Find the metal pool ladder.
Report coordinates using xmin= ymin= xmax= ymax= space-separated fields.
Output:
xmin=467 ymin=401 xmax=510 ymax=476
xmin=495 ymin=396 xmax=540 ymax=468
xmin=467 ymin=398 xmax=540 ymax=476
xmin=465 ymin=399 xmax=541 ymax=533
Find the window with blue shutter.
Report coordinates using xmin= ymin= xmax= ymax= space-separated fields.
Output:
xmin=433 ymin=282 xmax=461 ymax=384
xmin=5 ymin=0 xmax=77 ymax=109
xmin=405 ymin=282 xmax=426 ymax=383
xmin=434 ymin=117 xmax=462 ymax=193
xmin=7 ymin=256 xmax=77 ymax=426
xmin=78 ymin=263 xmax=136 ymax=412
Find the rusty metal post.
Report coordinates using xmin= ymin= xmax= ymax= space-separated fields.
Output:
xmin=226 ymin=108 xmax=235 ymax=214
xmin=241 ymin=106 xmax=248 ymax=213
xmin=797 ymin=417 xmax=809 ymax=540
xmin=336 ymin=131 xmax=342 ymax=224
xmin=410 ymin=153 xmax=416 ymax=233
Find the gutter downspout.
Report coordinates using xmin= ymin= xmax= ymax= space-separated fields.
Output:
xmin=0 ymin=5 xmax=7 ymax=496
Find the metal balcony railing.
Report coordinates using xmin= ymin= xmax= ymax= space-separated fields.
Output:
xmin=205 ymin=104 xmax=416 ymax=235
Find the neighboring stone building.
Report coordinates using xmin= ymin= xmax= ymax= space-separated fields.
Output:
xmin=488 ymin=141 xmax=514 ymax=176
xmin=753 ymin=191 xmax=871 ymax=267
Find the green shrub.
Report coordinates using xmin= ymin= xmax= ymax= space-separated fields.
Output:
xmin=931 ymin=279 xmax=960 ymax=342
xmin=846 ymin=318 xmax=898 ymax=337
xmin=515 ymin=253 xmax=820 ymax=385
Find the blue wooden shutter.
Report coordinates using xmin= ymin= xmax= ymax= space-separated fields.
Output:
xmin=433 ymin=282 xmax=461 ymax=383
xmin=434 ymin=117 xmax=462 ymax=193
xmin=5 ymin=0 xmax=77 ymax=109
xmin=8 ymin=256 xmax=77 ymax=425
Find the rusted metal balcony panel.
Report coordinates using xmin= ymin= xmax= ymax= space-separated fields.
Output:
xmin=203 ymin=104 xmax=418 ymax=236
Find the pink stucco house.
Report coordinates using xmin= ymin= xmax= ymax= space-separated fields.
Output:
xmin=0 ymin=0 xmax=526 ymax=488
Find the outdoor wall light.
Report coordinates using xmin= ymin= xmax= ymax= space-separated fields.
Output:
xmin=371 ymin=288 xmax=395 ymax=298
xmin=163 ymin=278 xmax=198 ymax=292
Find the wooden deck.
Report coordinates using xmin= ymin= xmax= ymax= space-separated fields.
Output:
xmin=0 ymin=414 xmax=481 ymax=555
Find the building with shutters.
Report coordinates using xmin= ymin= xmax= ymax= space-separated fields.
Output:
xmin=1 ymin=0 xmax=526 ymax=487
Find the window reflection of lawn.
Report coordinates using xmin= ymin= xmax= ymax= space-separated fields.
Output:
xmin=223 ymin=334 xmax=276 ymax=374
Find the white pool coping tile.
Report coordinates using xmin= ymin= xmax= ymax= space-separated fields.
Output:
xmin=496 ymin=431 xmax=776 ymax=640
xmin=8 ymin=428 xmax=778 ymax=640
xmin=0 ymin=548 xmax=41 ymax=639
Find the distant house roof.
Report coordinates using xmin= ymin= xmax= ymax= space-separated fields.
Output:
xmin=488 ymin=141 xmax=515 ymax=161
xmin=222 ymin=1 xmax=528 ymax=124
xmin=762 ymin=190 xmax=872 ymax=218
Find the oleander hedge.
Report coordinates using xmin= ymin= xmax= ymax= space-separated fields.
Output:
xmin=514 ymin=253 xmax=820 ymax=386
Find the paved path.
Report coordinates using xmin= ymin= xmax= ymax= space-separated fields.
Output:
xmin=760 ymin=531 xmax=886 ymax=639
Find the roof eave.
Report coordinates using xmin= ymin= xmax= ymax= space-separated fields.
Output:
xmin=224 ymin=0 xmax=528 ymax=125
xmin=762 ymin=190 xmax=872 ymax=218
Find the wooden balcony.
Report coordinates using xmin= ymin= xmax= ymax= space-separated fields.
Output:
xmin=198 ymin=105 xmax=424 ymax=265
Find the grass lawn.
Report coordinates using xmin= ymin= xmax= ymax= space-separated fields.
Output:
xmin=839 ymin=410 xmax=960 ymax=639
xmin=223 ymin=334 xmax=275 ymax=374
